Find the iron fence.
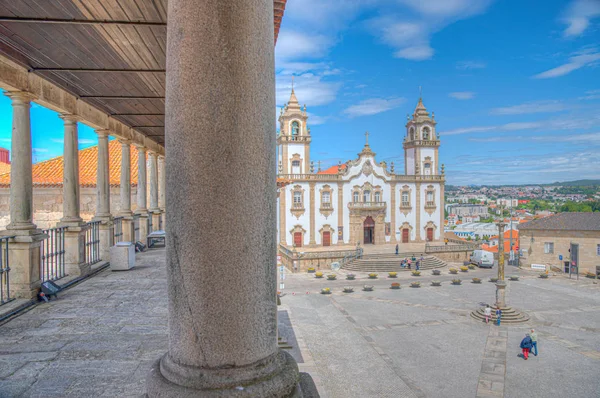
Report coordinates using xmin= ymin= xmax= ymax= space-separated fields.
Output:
xmin=0 ymin=236 xmax=14 ymax=306
xmin=113 ymin=217 xmax=124 ymax=243
xmin=133 ymin=214 xmax=140 ymax=242
xmin=40 ymin=226 xmax=67 ymax=282
xmin=85 ymin=221 xmax=101 ymax=266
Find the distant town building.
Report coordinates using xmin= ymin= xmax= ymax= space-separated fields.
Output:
xmin=445 ymin=204 xmax=488 ymax=217
xmin=496 ymin=198 xmax=518 ymax=207
xmin=519 ymin=213 xmax=600 ymax=275
xmin=451 ymin=222 xmax=517 ymax=240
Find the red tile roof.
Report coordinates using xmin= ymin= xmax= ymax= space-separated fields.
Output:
xmin=318 ymin=164 xmax=347 ymax=174
xmin=0 ymin=140 xmax=139 ymax=188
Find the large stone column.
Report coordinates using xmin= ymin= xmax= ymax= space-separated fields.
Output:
xmin=119 ymin=139 xmax=135 ymax=242
xmin=93 ymin=129 xmax=113 ymax=261
xmin=148 ymin=151 xmax=161 ymax=230
xmin=496 ymin=222 xmax=506 ymax=308
xmin=158 ymin=155 xmax=166 ymax=229
xmin=1 ymin=92 xmax=46 ymax=299
xmin=58 ymin=114 xmax=89 ymax=277
xmin=135 ymin=144 xmax=149 ymax=240
xmin=146 ymin=0 xmax=300 ymax=396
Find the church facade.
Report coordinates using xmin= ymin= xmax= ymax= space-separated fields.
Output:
xmin=277 ymin=89 xmax=445 ymax=247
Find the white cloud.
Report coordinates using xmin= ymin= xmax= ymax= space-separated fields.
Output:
xmin=456 ymin=61 xmax=487 ymax=70
xmin=448 ymin=91 xmax=475 ymax=100
xmin=307 ymin=113 xmax=328 ymax=125
xmin=578 ymin=89 xmax=600 ymax=100
xmin=369 ymin=0 xmax=493 ymax=61
xmin=276 ymin=73 xmax=341 ymax=107
xmin=490 ymin=100 xmax=567 ymax=115
xmin=79 ymin=139 xmax=96 ymax=145
xmin=469 ymin=132 xmax=600 ymax=143
xmin=533 ymin=49 xmax=600 ymax=79
xmin=562 ymin=0 xmax=600 ymax=37
xmin=275 ymin=31 xmax=333 ymax=64
xmin=343 ymin=98 xmax=406 ymax=117
xmin=32 ymin=148 xmax=49 ymax=153
xmin=0 ymin=138 xmax=11 ymax=143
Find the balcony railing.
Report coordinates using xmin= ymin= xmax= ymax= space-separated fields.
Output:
xmin=85 ymin=221 xmax=101 ymax=266
xmin=40 ymin=226 xmax=67 ymax=282
xmin=0 ymin=236 xmax=14 ymax=306
xmin=321 ymin=202 xmax=332 ymax=209
xmin=292 ymin=202 xmax=304 ymax=209
xmin=426 ymin=201 xmax=436 ymax=207
xmin=348 ymin=201 xmax=387 ymax=210
xmin=113 ymin=217 xmax=124 ymax=243
xmin=401 ymin=202 xmax=411 ymax=208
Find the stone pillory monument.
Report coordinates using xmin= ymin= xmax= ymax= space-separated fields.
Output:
xmin=277 ymin=90 xmax=446 ymax=250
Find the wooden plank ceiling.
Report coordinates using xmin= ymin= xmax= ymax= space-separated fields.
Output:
xmin=0 ymin=0 xmax=287 ymax=147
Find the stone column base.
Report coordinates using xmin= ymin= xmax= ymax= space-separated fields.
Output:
xmin=146 ymin=350 xmax=302 ymax=397
xmin=137 ymin=213 xmax=150 ymax=243
xmin=60 ymin=223 xmax=91 ymax=278
xmin=1 ymin=231 xmax=46 ymax=299
xmin=94 ymin=216 xmax=113 ymax=262
xmin=122 ymin=216 xmax=135 ymax=243
xmin=151 ymin=211 xmax=162 ymax=231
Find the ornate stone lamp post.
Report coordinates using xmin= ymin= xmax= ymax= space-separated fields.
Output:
xmin=495 ymin=222 xmax=507 ymax=308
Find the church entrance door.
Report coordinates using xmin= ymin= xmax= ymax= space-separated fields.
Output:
xmin=364 ymin=216 xmax=375 ymax=244
xmin=322 ymin=231 xmax=331 ymax=246
xmin=427 ymin=228 xmax=434 ymax=242
xmin=293 ymin=232 xmax=302 ymax=247
xmin=402 ymin=228 xmax=409 ymax=243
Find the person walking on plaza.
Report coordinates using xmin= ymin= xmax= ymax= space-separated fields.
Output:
xmin=496 ymin=307 xmax=502 ymax=326
xmin=416 ymin=260 xmax=420 ymax=271
xmin=395 ymin=244 xmax=399 ymax=255
xmin=530 ymin=329 xmax=538 ymax=356
xmin=484 ymin=305 xmax=492 ymax=324
xmin=520 ymin=333 xmax=533 ymax=360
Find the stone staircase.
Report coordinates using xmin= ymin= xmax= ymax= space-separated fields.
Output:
xmin=470 ymin=306 xmax=530 ymax=324
xmin=342 ymin=252 xmax=447 ymax=273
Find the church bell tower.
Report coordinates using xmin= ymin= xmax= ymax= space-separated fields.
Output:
xmin=403 ymin=97 xmax=440 ymax=176
xmin=277 ymin=86 xmax=311 ymax=174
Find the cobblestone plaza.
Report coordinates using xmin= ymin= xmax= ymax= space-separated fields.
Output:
xmin=0 ymin=247 xmax=599 ymax=397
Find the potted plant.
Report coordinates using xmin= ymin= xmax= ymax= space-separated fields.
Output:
xmin=468 ymin=264 xmax=476 ymax=270
xmin=321 ymin=287 xmax=331 ymax=295
xmin=432 ymin=269 xmax=441 ymax=276
xmin=449 ymin=268 xmax=458 ymax=274
xmin=390 ymin=282 xmax=401 ymax=289
xmin=431 ymin=280 xmax=442 ymax=286
xmin=327 ymin=274 xmax=337 ymax=280
xmin=343 ymin=286 xmax=354 ymax=293
xmin=315 ymin=271 xmax=323 ymax=278
xmin=472 ymin=277 xmax=482 ymax=284
xmin=346 ymin=273 xmax=356 ymax=280
xmin=368 ymin=273 xmax=378 ymax=279
xmin=410 ymin=281 xmax=421 ymax=288
xmin=388 ymin=272 xmax=398 ymax=278
xmin=411 ymin=270 xmax=421 ymax=276
xmin=460 ymin=266 xmax=469 ymax=272
xmin=509 ymin=275 xmax=519 ymax=281
xmin=489 ymin=277 xmax=498 ymax=283
xmin=307 ymin=267 xmax=315 ymax=273
xmin=539 ymin=273 xmax=549 ymax=279
xmin=363 ymin=285 xmax=374 ymax=291
xmin=452 ymin=278 xmax=462 ymax=285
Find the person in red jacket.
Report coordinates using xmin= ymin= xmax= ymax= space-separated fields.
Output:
xmin=520 ymin=333 xmax=533 ymax=360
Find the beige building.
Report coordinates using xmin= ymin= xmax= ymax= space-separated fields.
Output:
xmin=518 ymin=213 xmax=600 ymax=275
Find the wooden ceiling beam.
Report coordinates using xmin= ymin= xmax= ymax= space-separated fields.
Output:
xmin=33 ymin=68 xmax=165 ymax=73
xmin=0 ymin=17 xmax=165 ymax=27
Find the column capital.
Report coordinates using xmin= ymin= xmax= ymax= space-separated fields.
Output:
xmin=134 ymin=143 xmax=147 ymax=152
xmin=95 ymin=129 xmax=111 ymax=138
xmin=158 ymin=154 xmax=165 ymax=160
xmin=59 ymin=113 xmax=80 ymax=123
xmin=148 ymin=150 xmax=158 ymax=157
xmin=4 ymin=91 xmax=36 ymax=103
xmin=118 ymin=138 xmax=132 ymax=146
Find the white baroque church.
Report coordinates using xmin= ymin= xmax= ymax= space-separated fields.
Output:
xmin=277 ymin=89 xmax=445 ymax=248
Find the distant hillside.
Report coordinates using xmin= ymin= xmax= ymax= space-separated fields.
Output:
xmin=543 ymin=180 xmax=600 ymax=187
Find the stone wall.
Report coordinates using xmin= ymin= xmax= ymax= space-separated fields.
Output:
xmin=0 ymin=187 xmax=139 ymax=230
xmin=519 ymin=229 xmax=600 ymax=274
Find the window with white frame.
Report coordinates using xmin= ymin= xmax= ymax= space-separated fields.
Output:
xmin=353 ymin=191 xmax=359 ymax=203
xmin=322 ymin=191 xmax=331 ymax=207
xmin=374 ymin=192 xmax=381 ymax=202
xmin=596 ymin=244 xmax=600 ymax=256
xmin=401 ymin=189 xmax=410 ymax=208
xmin=291 ymin=159 xmax=300 ymax=174
xmin=544 ymin=242 xmax=554 ymax=254
xmin=426 ymin=190 xmax=435 ymax=207
xmin=293 ymin=191 xmax=303 ymax=208
xmin=363 ymin=190 xmax=371 ymax=202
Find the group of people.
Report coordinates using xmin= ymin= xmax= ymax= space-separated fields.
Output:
xmin=483 ymin=305 xmax=503 ymax=326
xmin=520 ymin=330 xmax=538 ymax=359
xmin=395 ymin=246 xmax=424 ymax=270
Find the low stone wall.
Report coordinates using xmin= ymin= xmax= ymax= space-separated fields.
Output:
xmin=278 ymin=245 xmax=360 ymax=273
xmin=0 ymin=186 xmax=139 ymax=229
xmin=425 ymin=244 xmax=474 ymax=263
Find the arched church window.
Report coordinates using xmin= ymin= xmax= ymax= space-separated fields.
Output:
xmin=422 ymin=127 xmax=430 ymax=140
xmin=291 ymin=160 xmax=300 ymax=174
xmin=353 ymin=191 xmax=359 ymax=203
xmin=363 ymin=190 xmax=371 ymax=202
xmin=401 ymin=192 xmax=409 ymax=207
xmin=291 ymin=121 xmax=300 ymax=136
xmin=409 ymin=127 xmax=415 ymax=141
xmin=374 ymin=192 xmax=381 ymax=202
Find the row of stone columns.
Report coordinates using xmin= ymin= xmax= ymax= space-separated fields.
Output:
xmin=0 ymin=91 xmax=165 ymax=299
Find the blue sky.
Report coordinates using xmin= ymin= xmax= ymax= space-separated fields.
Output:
xmin=0 ymin=0 xmax=598 ymax=185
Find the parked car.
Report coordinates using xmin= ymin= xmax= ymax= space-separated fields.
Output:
xmin=470 ymin=250 xmax=494 ymax=268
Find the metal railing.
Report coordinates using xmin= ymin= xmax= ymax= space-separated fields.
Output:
xmin=85 ymin=221 xmax=101 ymax=266
xmin=133 ymin=214 xmax=141 ymax=242
xmin=40 ymin=226 xmax=67 ymax=282
xmin=0 ymin=236 xmax=14 ymax=306
xmin=340 ymin=248 xmax=364 ymax=267
xmin=113 ymin=217 xmax=124 ymax=243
